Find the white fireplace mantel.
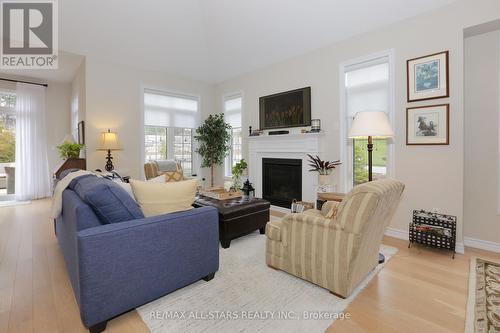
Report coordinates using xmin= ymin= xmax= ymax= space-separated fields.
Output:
xmin=247 ymin=132 xmax=326 ymax=206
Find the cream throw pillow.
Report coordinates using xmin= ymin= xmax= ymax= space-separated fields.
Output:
xmin=130 ymin=179 xmax=197 ymax=217
xmin=321 ymin=201 xmax=340 ymax=219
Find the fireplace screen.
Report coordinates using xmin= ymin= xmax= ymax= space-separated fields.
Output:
xmin=262 ymin=158 xmax=302 ymax=208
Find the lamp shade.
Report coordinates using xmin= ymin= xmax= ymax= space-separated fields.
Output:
xmin=348 ymin=111 xmax=394 ymax=138
xmin=97 ymin=129 xmax=121 ymax=150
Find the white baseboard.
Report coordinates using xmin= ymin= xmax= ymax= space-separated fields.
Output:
xmin=384 ymin=227 xmax=465 ymax=254
xmin=384 ymin=227 xmax=408 ymax=240
xmin=269 ymin=217 xmax=490 ymax=254
xmin=464 ymin=237 xmax=500 ymax=253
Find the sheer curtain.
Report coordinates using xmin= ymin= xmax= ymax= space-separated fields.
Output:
xmin=15 ymin=83 xmax=51 ymax=200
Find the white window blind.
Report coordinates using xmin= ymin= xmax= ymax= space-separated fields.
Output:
xmin=144 ymin=89 xmax=199 ymax=129
xmin=345 ymin=61 xmax=389 ymax=116
xmin=224 ymin=95 xmax=242 ymax=128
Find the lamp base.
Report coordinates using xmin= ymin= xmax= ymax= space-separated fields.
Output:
xmin=367 ymin=136 xmax=373 ymax=182
xmin=105 ymin=149 xmax=114 ymax=172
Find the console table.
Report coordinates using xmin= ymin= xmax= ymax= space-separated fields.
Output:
xmin=53 ymin=158 xmax=86 ymax=179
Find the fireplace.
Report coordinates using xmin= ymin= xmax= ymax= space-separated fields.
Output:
xmin=262 ymin=158 xmax=302 ymax=208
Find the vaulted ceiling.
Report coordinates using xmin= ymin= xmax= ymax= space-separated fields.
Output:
xmin=60 ymin=0 xmax=456 ymax=83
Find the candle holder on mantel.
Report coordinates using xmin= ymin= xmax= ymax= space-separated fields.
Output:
xmin=311 ymin=119 xmax=321 ymax=132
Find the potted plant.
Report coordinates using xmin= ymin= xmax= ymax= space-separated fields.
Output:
xmin=57 ymin=141 xmax=84 ymax=160
xmin=195 ymin=113 xmax=232 ymax=187
xmin=231 ymin=159 xmax=247 ymax=190
xmin=306 ymin=154 xmax=341 ymax=185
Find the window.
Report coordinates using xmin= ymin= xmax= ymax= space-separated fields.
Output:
xmin=173 ymin=128 xmax=193 ymax=176
xmin=0 ymin=91 xmax=16 ymax=197
xmin=341 ymin=52 xmax=394 ymax=190
xmin=144 ymin=126 xmax=167 ymax=162
xmin=224 ymin=94 xmax=242 ymax=177
xmin=71 ymin=95 xmax=79 ymax=141
xmin=143 ymin=90 xmax=199 ymax=176
xmin=0 ymin=91 xmax=16 ymax=164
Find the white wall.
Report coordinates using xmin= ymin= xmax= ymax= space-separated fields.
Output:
xmin=46 ymin=82 xmax=72 ymax=172
xmin=464 ymin=30 xmax=500 ymax=244
xmin=214 ymin=0 xmax=500 ymax=245
xmin=83 ymin=57 xmax=215 ymax=179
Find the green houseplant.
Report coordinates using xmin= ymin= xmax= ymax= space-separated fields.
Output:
xmin=57 ymin=141 xmax=84 ymax=160
xmin=194 ymin=113 xmax=232 ymax=187
xmin=231 ymin=159 xmax=247 ymax=190
xmin=307 ymin=154 xmax=341 ymax=185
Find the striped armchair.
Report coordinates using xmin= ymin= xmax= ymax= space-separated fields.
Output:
xmin=144 ymin=160 xmax=183 ymax=180
xmin=265 ymin=178 xmax=404 ymax=298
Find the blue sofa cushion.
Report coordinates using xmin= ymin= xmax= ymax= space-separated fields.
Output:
xmin=69 ymin=175 xmax=144 ymax=224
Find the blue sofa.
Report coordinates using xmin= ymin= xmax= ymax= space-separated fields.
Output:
xmin=55 ymin=175 xmax=219 ymax=333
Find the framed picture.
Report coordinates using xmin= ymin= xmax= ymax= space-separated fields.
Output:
xmin=407 ymin=51 xmax=449 ymax=102
xmin=78 ymin=121 xmax=85 ymax=145
xmin=406 ymin=104 xmax=449 ymax=145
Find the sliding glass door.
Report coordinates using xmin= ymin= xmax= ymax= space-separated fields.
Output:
xmin=0 ymin=91 xmax=16 ymax=197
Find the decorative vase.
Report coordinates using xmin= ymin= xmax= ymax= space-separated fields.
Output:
xmin=318 ymin=174 xmax=330 ymax=185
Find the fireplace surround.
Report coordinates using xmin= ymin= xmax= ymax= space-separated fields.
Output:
xmin=247 ymin=132 xmax=325 ymax=209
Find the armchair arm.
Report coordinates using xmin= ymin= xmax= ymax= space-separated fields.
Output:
xmin=76 ymin=206 xmax=219 ymax=327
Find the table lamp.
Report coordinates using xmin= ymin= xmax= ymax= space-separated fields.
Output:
xmin=97 ymin=129 xmax=121 ymax=171
xmin=348 ymin=111 xmax=394 ymax=264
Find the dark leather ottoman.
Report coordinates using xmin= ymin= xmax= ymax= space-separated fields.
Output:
xmin=193 ymin=196 xmax=270 ymax=248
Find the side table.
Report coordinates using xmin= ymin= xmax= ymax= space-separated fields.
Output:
xmin=316 ymin=192 xmax=345 ymax=210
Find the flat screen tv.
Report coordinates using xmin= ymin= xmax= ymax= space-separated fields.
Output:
xmin=259 ymin=87 xmax=311 ymax=130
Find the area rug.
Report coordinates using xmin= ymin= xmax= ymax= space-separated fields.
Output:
xmin=138 ymin=231 xmax=397 ymax=333
xmin=466 ymin=256 xmax=500 ymax=333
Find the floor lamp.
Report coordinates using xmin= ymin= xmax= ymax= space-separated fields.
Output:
xmin=349 ymin=111 xmax=394 ymax=264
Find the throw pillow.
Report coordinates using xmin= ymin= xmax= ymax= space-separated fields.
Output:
xmin=69 ymin=175 xmax=144 ymax=224
xmin=164 ymin=170 xmax=184 ymax=182
xmin=116 ymin=181 xmax=135 ymax=200
xmin=321 ymin=201 xmax=340 ymax=219
xmin=148 ymin=174 xmax=166 ymax=183
xmin=130 ymin=178 xmax=197 ymax=217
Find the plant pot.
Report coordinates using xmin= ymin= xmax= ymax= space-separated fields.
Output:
xmin=318 ymin=174 xmax=330 ymax=185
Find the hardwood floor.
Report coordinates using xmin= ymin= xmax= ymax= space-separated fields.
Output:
xmin=0 ymin=199 xmax=498 ymax=333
